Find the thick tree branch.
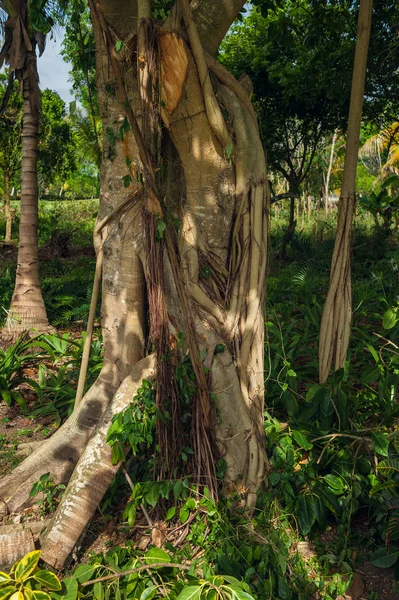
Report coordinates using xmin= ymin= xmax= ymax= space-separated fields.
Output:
xmin=190 ymin=0 xmax=245 ymax=55
xmin=271 ymin=192 xmax=300 ymax=205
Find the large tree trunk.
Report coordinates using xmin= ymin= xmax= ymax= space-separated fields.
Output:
xmin=4 ymin=170 xmax=12 ymax=242
xmin=2 ymin=56 xmax=51 ymax=338
xmin=1 ymin=0 xmax=269 ymax=569
xmin=319 ymin=0 xmax=373 ymax=383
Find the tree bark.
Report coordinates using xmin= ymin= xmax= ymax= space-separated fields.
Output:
xmin=319 ymin=0 xmax=373 ymax=383
xmin=40 ymin=354 xmax=156 ymax=568
xmin=4 ymin=171 xmax=12 ymax=242
xmin=3 ymin=56 xmax=51 ymax=338
xmin=279 ymin=189 xmax=297 ymax=259
xmin=1 ymin=0 xmax=269 ymax=568
xmin=324 ymin=129 xmax=338 ymax=216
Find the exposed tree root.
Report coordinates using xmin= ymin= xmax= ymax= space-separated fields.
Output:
xmin=0 ymin=376 xmax=114 ymax=514
xmin=40 ymin=354 xmax=156 ymax=569
xmin=0 ymin=520 xmax=49 ymax=568
xmin=0 ymin=528 xmax=34 ymax=569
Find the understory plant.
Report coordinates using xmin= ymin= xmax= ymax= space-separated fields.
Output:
xmin=0 ymin=550 xmax=61 ymax=600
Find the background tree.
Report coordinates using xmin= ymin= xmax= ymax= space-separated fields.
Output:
xmin=38 ymin=89 xmax=76 ymax=196
xmin=221 ymin=0 xmax=399 ymax=255
xmin=0 ymin=0 xmax=63 ymax=337
xmin=0 ymin=72 xmax=22 ymax=242
xmin=319 ymin=0 xmax=373 ymax=383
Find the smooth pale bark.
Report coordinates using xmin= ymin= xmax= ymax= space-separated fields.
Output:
xmin=40 ymin=354 xmax=156 ymax=569
xmin=191 ymin=0 xmax=245 ymax=55
xmin=0 ymin=0 xmax=147 ymax=517
xmin=4 ymin=64 xmax=51 ymax=337
xmin=319 ymin=0 xmax=373 ymax=383
xmin=4 ymin=171 xmax=12 ymax=242
xmin=324 ymin=130 xmax=338 ymax=216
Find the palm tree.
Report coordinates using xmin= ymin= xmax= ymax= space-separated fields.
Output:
xmin=359 ymin=122 xmax=399 ymax=178
xmin=0 ymin=0 xmax=60 ymax=338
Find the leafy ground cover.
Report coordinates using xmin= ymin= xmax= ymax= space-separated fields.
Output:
xmin=0 ymin=200 xmax=399 ymax=599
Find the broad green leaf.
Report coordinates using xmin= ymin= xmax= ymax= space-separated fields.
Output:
xmin=33 ymin=572 xmax=61 ymax=591
xmin=297 ymin=494 xmax=315 ymax=535
xmin=318 ymin=485 xmax=340 ymax=516
xmin=93 ymin=582 xmax=104 ymax=600
xmin=0 ymin=575 xmax=10 ymax=584
xmin=144 ymin=548 xmax=171 ymax=566
xmin=22 ymin=589 xmax=33 ymax=600
xmin=321 ymin=390 xmax=334 ymax=417
xmin=365 ymin=343 xmax=380 ymax=364
xmin=74 ymin=565 xmax=96 ymax=584
xmin=31 ymin=592 xmax=51 ymax=600
xmin=292 ymin=430 xmax=313 ymax=450
xmin=278 ymin=576 xmax=291 ymax=600
xmin=0 ymin=586 xmax=17 ymax=600
xmin=140 ymin=586 xmax=157 ymax=600
xmin=372 ymin=431 xmax=390 ymax=457
xmin=14 ymin=551 xmax=41 ymax=582
xmin=231 ymin=591 xmax=255 ymax=600
xmin=175 ymin=586 xmax=202 ymax=600
xmin=50 ymin=577 xmax=78 ymax=600
xmin=306 ymin=384 xmax=323 ymax=402
xmin=180 ymin=507 xmax=189 ymax=524
xmin=165 ymin=507 xmax=176 ymax=521
xmin=1 ymin=391 xmax=11 ymax=406
xmin=383 ymin=308 xmax=398 ymax=330
xmin=360 ymin=365 xmax=381 ymax=385
xmin=283 ymin=392 xmax=298 ymax=416
xmin=145 ymin=484 xmax=160 ymax=508
xmin=377 ymin=459 xmax=399 ymax=476
xmin=324 ymin=474 xmax=345 ymax=492
xmin=370 ymin=546 xmax=399 ymax=568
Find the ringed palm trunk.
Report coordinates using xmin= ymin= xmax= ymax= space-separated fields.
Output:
xmin=4 ymin=59 xmax=51 ymax=337
xmin=319 ymin=0 xmax=373 ymax=383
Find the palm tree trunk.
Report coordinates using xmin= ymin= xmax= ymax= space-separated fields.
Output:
xmin=4 ymin=171 xmax=12 ymax=242
xmin=5 ymin=59 xmax=51 ymax=337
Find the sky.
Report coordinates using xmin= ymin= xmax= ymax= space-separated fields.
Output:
xmin=37 ymin=32 xmax=75 ymax=106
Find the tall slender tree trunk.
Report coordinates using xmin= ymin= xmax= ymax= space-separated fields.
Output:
xmin=279 ymin=187 xmax=297 ymax=259
xmin=4 ymin=171 xmax=12 ymax=242
xmin=319 ymin=0 xmax=373 ymax=383
xmin=3 ymin=58 xmax=51 ymax=337
xmin=324 ymin=129 xmax=338 ymax=216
